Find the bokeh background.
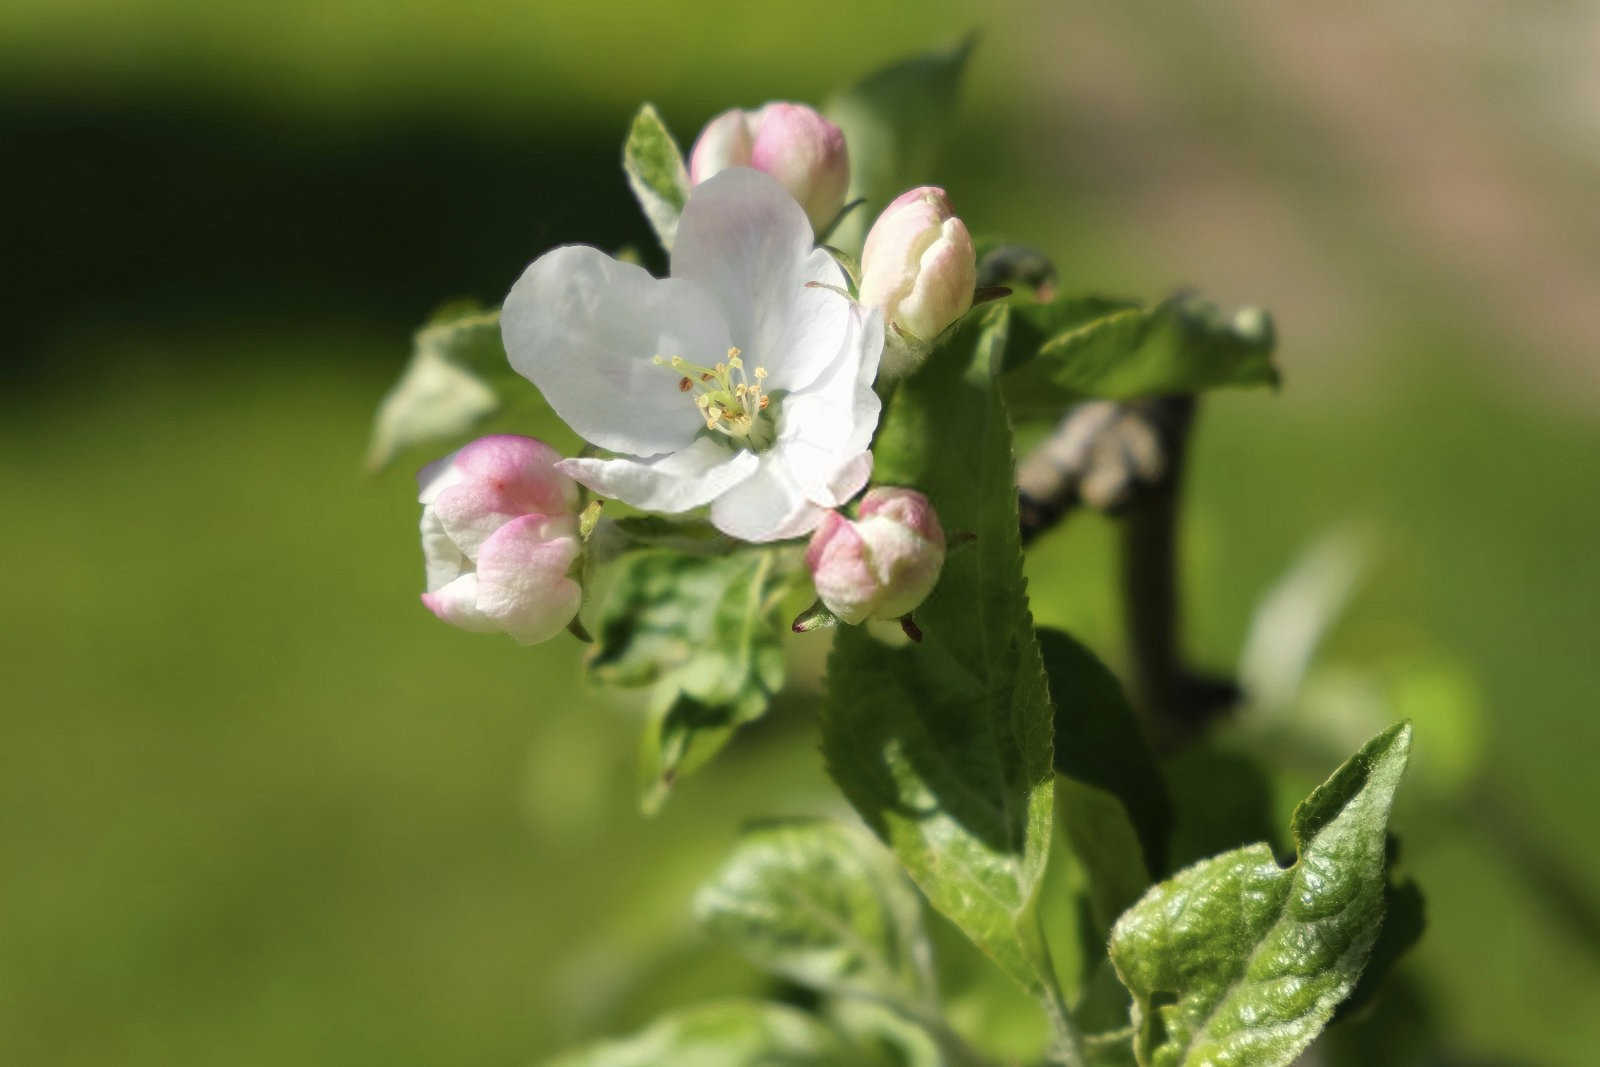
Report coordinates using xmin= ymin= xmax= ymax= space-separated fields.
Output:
xmin=5 ymin=2 xmax=1598 ymax=1064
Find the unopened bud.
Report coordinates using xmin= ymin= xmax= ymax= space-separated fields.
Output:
xmin=689 ymin=103 xmax=850 ymax=234
xmin=417 ymin=435 xmax=583 ymax=645
xmin=858 ymin=186 xmax=977 ymax=379
xmin=804 ymin=488 xmax=946 ymax=625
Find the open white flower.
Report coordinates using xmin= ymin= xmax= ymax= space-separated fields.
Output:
xmin=501 ymin=168 xmax=883 ymax=542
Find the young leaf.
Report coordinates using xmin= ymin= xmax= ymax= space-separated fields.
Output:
xmin=1001 ymin=294 xmax=1278 ymax=418
xmin=1039 ymin=628 xmax=1172 ymax=876
xmin=589 ymin=549 xmax=789 ymax=813
xmin=542 ymin=999 xmax=850 ymax=1067
xmin=1108 ymin=722 xmax=1414 ymax=1067
xmin=367 ymin=306 xmax=513 ymax=471
xmin=998 ymin=296 xmax=1142 ymax=375
xmin=825 ymin=35 xmax=976 ymax=250
xmin=623 ymin=103 xmax=691 ymax=254
xmin=821 ymin=309 xmax=1058 ymax=997
xmin=694 ymin=818 xmax=934 ymax=1008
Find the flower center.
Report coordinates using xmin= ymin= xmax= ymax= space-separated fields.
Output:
xmin=653 ymin=347 xmax=776 ymax=449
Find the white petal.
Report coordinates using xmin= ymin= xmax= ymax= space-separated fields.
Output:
xmin=502 ymin=245 xmax=732 ymax=456
xmin=420 ymin=572 xmax=498 ymax=633
xmin=772 ymin=302 xmax=883 ymax=506
xmin=709 ymin=452 xmax=826 ymax=542
xmin=420 ymin=505 xmax=468 ymax=591
xmin=558 ymin=437 xmax=760 ymax=514
xmin=670 ymin=169 xmax=850 ymax=394
xmin=473 ymin=514 xmax=583 ymax=645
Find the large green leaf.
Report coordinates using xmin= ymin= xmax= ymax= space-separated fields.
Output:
xmin=821 ymin=309 xmax=1058 ymax=997
xmin=623 ymin=103 xmax=691 ymax=254
xmin=543 ymin=1000 xmax=854 ymax=1067
xmin=589 ymin=549 xmax=789 ymax=813
xmin=825 ymin=35 xmax=976 ymax=251
xmin=1108 ymin=723 xmax=1413 ymax=1067
xmin=1000 ymin=294 xmax=1277 ymax=418
xmin=695 ymin=819 xmax=934 ymax=1007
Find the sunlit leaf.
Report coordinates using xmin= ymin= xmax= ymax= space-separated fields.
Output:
xmin=1108 ymin=723 xmax=1413 ymax=1067
xmin=695 ymin=819 xmax=934 ymax=1006
xmin=821 ymin=311 xmax=1057 ymax=997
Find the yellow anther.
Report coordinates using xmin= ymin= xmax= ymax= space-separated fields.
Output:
xmin=727 ymin=346 xmax=741 ymax=360
xmin=754 ymin=367 xmax=768 ymax=380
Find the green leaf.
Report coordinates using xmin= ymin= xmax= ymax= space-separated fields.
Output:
xmin=589 ymin=549 xmax=789 ymax=813
xmin=820 ymin=310 xmax=1058 ymax=997
xmin=368 ymin=305 xmax=519 ymax=471
xmin=1039 ymin=628 xmax=1172 ymax=877
xmin=1335 ymin=867 xmax=1425 ymax=1021
xmin=998 ymin=296 xmax=1141 ymax=376
xmin=695 ymin=819 xmax=934 ymax=1007
xmin=586 ymin=515 xmax=739 ymax=563
xmin=543 ymin=999 xmax=852 ymax=1067
xmin=1000 ymin=294 xmax=1278 ymax=418
xmin=623 ymin=103 xmax=691 ymax=254
xmin=1108 ymin=722 xmax=1414 ymax=1067
xmin=825 ymin=35 xmax=976 ymax=251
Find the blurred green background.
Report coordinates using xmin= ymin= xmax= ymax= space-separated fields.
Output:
xmin=4 ymin=2 xmax=1597 ymax=1064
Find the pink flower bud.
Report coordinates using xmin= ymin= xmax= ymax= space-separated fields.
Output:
xmin=805 ymin=487 xmax=946 ymax=625
xmin=689 ymin=103 xmax=849 ymax=234
xmin=417 ymin=435 xmax=583 ymax=645
xmin=857 ymin=187 xmax=977 ymax=377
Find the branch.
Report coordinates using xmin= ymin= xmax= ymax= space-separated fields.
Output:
xmin=1016 ymin=396 xmax=1237 ymax=743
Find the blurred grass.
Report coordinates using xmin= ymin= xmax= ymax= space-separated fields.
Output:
xmin=4 ymin=3 xmax=1599 ymax=1065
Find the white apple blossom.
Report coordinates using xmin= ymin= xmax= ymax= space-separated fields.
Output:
xmin=501 ymin=168 xmax=883 ymax=542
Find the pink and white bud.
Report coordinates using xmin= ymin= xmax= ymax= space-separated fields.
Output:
xmin=805 ymin=487 xmax=946 ymax=625
xmin=689 ymin=103 xmax=850 ymax=234
xmin=858 ymin=186 xmax=977 ymax=378
xmin=417 ymin=434 xmax=583 ymax=645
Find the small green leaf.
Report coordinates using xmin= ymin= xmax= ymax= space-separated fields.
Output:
xmin=1039 ymin=628 xmax=1172 ymax=877
xmin=623 ymin=103 xmax=691 ymax=254
xmin=695 ymin=819 xmax=934 ymax=1007
xmin=821 ymin=311 xmax=1058 ymax=997
xmin=367 ymin=305 xmax=525 ymax=471
xmin=1108 ymin=723 xmax=1414 ymax=1067
xmin=1001 ymin=294 xmax=1277 ymax=418
xmin=589 ymin=550 xmax=789 ymax=812
xmin=825 ymin=35 xmax=976 ymax=251
xmin=542 ymin=999 xmax=851 ymax=1067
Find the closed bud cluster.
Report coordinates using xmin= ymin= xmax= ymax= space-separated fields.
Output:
xmin=418 ymin=435 xmax=583 ymax=645
xmin=805 ymin=487 xmax=946 ymax=625
xmin=689 ymin=103 xmax=850 ymax=234
xmin=857 ymin=186 xmax=977 ymax=380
